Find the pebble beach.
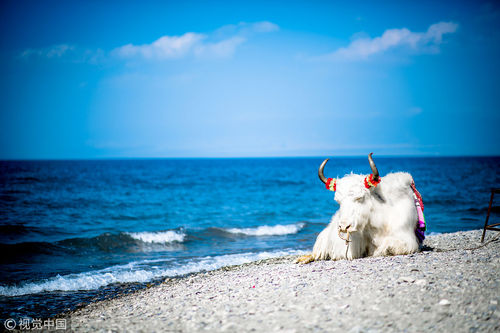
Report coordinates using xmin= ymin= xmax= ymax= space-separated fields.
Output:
xmin=65 ymin=229 xmax=500 ymax=332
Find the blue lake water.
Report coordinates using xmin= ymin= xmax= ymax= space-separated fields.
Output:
xmin=1 ymin=157 xmax=499 ymax=320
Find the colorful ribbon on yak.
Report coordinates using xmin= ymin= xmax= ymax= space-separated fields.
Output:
xmin=411 ymin=181 xmax=426 ymax=243
xmin=325 ymin=178 xmax=336 ymax=192
xmin=364 ymin=174 xmax=381 ymax=189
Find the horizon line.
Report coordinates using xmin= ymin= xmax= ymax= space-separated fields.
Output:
xmin=1 ymin=154 xmax=500 ymax=161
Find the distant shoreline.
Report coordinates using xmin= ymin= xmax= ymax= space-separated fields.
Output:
xmin=65 ymin=229 xmax=500 ymax=332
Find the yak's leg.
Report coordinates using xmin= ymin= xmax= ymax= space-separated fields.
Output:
xmin=295 ymin=254 xmax=315 ymax=264
xmin=373 ymin=235 xmax=418 ymax=257
xmin=296 ymin=214 xmax=357 ymax=264
xmin=297 ymin=218 xmax=349 ymax=264
xmin=295 ymin=224 xmax=334 ymax=264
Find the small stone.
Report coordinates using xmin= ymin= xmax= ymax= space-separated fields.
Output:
xmin=439 ymin=299 xmax=451 ymax=306
xmin=416 ymin=279 xmax=427 ymax=286
xmin=398 ymin=276 xmax=415 ymax=283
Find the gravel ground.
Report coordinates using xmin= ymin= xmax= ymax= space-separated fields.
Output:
xmin=66 ymin=230 xmax=500 ymax=332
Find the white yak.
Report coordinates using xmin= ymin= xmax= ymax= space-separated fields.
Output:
xmin=297 ymin=153 xmax=424 ymax=264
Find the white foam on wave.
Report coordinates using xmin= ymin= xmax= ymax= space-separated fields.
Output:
xmin=0 ymin=249 xmax=305 ymax=297
xmin=225 ymin=223 xmax=305 ymax=236
xmin=127 ymin=230 xmax=186 ymax=243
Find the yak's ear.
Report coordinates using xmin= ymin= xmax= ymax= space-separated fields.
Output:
xmin=334 ymin=195 xmax=340 ymax=204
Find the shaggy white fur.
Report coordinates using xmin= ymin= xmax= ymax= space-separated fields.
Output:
xmin=307 ymin=172 xmax=419 ymax=261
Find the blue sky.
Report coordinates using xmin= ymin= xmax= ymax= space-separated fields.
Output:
xmin=1 ymin=0 xmax=499 ymax=158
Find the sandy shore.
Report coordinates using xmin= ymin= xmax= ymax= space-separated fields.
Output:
xmin=66 ymin=230 xmax=499 ymax=332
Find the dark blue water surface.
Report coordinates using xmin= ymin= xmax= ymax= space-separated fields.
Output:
xmin=1 ymin=157 xmax=499 ymax=320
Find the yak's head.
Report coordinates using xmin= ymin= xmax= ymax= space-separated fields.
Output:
xmin=318 ymin=153 xmax=381 ymax=234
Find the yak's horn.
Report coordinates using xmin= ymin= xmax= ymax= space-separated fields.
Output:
xmin=318 ymin=158 xmax=329 ymax=184
xmin=368 ymin=153 xmax=380 ymax=181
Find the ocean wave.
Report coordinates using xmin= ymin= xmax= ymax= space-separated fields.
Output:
xmin=224 ymin=223 xmax=306 ymax=236
xmin=0 ymin=249 xmax=304 ymax=296
xmin=1 ymin=230 xmax=187 ymax=258
xmin=126 ymin=230 xmax=186 ymax=244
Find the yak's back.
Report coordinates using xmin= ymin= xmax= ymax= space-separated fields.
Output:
xmin=376 ymin=172 xmax=414 ymax=203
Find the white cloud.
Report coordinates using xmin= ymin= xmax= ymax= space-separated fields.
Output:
xmin=113 ymin=33 xmax=247 ymax=60
xmin=251 ymin=21 xmax=280 ymax=33
xmin=214 ymin=21 xmax=280 ymax=36
xmin=327 ymin=21 xmax=458 ymax=61
xmin=21 ymin=44 xmax=75 ymax=59
xmin=113 ymin=33 xmax=206 ymax=59
xmin=426 ymin=22 xmax=459 ymax=43
xmin=194 ymin=36 xmax=247 ymax=59
xmin=20 ymin=44 xmax=105 ymax=64
xmin=112 ymin=21 xmax=278 ymax=61
xmin=19 ymin=21 xmax=279 ymax=63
